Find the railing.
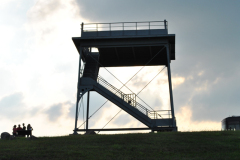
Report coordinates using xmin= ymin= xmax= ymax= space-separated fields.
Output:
xmin=97 ymin=76 xmax=151 ymax=116
xmin=149 ymin=110 xmax=172 ymax=119
xmin=81 ymin=20 xmax=168 ymax=32
xmin=97 ymin=76 xmax=167 ymax=119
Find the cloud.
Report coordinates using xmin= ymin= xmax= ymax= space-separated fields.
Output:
xmin=176 ymin=106 xmax=220 ymax=131
xmin=45 ymin=103 xmax=64 ymax=122
xmin=0 ymin=0 xmax=87 ymax=136
xmin=16 ymin=0 xmax=89 ymax=107
xmin=0 ymin=0 xmax=14 ymax=9
xmin=0 ymin=92 xmax=26 ymax=120
xmin=0 ymin=91 xmax=78 ymax=136
xmin=112 ymin=113 xmax=131 ymax=126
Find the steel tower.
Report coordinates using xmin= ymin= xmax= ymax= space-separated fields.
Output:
xmin=72 ymin=20 xmax=177 ymax=134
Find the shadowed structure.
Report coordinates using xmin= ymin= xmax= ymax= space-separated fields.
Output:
xmin=72 ymin=20 xmax=177 ymax=134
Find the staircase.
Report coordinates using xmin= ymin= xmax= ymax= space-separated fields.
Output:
xmin=83 ymin=52 xmax=99 ymax=81
xmin=81 ymin=53 xmax=174 ymax=128
xmin=97 ymin=76 xmax=150 ymax=117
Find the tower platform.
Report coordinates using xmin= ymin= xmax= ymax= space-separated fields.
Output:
xmin=72 ymin=21 xmax=175 ymax=67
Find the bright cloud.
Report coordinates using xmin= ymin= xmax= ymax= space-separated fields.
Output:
xmin=176 ymin=106 xmax=220 ymax=131
xmin=0 ymin=0 xmax=88 ymax=136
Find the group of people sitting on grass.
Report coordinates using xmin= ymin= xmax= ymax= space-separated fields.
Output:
xmin=13 ymin=123 xmax=33 ymax=137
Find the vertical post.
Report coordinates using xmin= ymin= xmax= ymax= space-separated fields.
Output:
xmin=122 ymin=23 xmax=124 ymax=36
xmin=166 ymin=44 xmax=176 ymax=127
xmin=136 ymin=22 xmax=137 ymax=35
xmin=109 ymin=23 xmax=111 ymax=36
xmin=74 ymin=47 xmax=82 ymax=134
xmin=96 ymin=23 xmax=98 ymax=31
xmin=148 ymin=22 xmax=150 ymax=35
xmin=164 ymin=19 xmax=167 ymax=29
xmin=86 ymin=91 xmax=90 ymax=132
xmin=81 ymin=22 xmax=84 ymax=35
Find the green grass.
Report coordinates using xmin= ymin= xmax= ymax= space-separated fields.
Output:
xmin=1 ymin=131 xmax=240 ymax=160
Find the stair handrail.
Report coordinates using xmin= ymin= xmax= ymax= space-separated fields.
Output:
xmin=97 ymin=76 xmax=152 ymax=116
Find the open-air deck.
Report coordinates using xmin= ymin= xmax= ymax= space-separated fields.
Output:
xmin=72 ymin=21 xmax=175 ymax=67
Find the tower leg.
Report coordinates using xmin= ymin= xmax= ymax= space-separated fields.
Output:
xmin=166 ymin=44 xmax=176 ymax=128
xmin=73 ymin=47 xmax=82 ymax=134
xmin=86 ymin=91 xmax=90 ymax=132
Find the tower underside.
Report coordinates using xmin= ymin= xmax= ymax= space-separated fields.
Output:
xmin=72 ymin=34 xmax=175 ymax=67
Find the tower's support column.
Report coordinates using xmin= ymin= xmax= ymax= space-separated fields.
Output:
xmin=73 ymin=47 xmax=82 ymax=134
xmin=166 ymin=44 xmax=176 ymax=128
xmin=86 ymin=91 xmax=90 ymax=132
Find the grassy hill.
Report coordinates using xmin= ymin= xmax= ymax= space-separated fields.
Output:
xmin=0 ymin=131 xmax=240 ymax=159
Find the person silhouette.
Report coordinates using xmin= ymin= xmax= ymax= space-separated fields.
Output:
xmin=27 ymin=124 xmax=33 ymax=137
xmin=13 ymin=125 xmax=17 ymax=136
xmin=17 ymin=124 xmax=22 ymax=131
xmin=22 ymin=123 xmax=26 ymax=130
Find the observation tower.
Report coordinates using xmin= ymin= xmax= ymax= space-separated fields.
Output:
xmin=72 ymin=20 xmax=177 ymax=134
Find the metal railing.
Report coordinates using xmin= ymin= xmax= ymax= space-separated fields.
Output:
xmin=97 ymin=76 xmax=150 ymax=115
xmin=96 ymin=76 xmax=167 ymax=119
xmin=149 ymin=110 xmax=172 ymax=119
xmin=81 ymin=20 xmax=168 ymax=32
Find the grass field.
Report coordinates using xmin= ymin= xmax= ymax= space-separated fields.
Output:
xmin=0 ymin=131 xmax=240 ymax=160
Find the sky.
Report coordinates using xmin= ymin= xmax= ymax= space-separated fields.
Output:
xmin=0 ymin=0 xmax=240 ymax=136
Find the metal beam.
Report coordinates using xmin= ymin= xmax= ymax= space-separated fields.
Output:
xmin=73 ymin=37 xmax=171 ymax=48
xmin=86 ymin=91 xmax=90 ymax=131
xmin=74 ymin=47 xmax=82 ymax=134
xmin=95 ymin=44 xmax=166 ymax=49
xmin=76 ymin=127 xmax=176 ymax=132
xmin=166 ymin=44 xmax=175 ymax=127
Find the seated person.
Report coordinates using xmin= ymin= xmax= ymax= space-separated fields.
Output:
xmin=17 ymin=124 xmax=22 ymax=131
xmin=13 ymin=125 xmax=17 ymax=136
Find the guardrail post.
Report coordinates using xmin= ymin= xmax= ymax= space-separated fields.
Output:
xmin=109 ymin=23 xmax=111 ymax=36
xmin=164 ymin=19 xmax=167 ymax=29
xmin=123 ymin=22 xmax=124 ymax=30
xmin=136 ymin=22 xmax=137 ymax=35
xmin=81 ymin=22 xmax=84 ymax=36
xmin=97 ymin=24 xmax=98 ymax=36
